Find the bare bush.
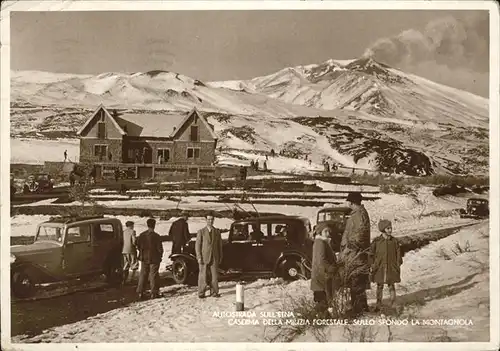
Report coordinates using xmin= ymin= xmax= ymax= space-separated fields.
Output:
xmin=437 ymin=247 xmax=452 ymax=261
xmin=450 ymin=241 xmax=472 ymax=256
xmin=467 ymin=255 xmax=489 ymax=274
xmin=343 ymin=324 xmax=378 ymax=342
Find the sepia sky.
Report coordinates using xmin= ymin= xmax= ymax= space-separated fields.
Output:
xmin=10 ymin=10 xmax=489 ymax=96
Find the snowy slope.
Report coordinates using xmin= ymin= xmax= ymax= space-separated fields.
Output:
xmin=11 ymin=70 xmax=337 ymax=119
xmin=209 ymin=57 xmax=489 ymax=129
xmin=10 ymin=58 xmax=489 ymax=175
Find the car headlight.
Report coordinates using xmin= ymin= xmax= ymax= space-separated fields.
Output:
xmin=10 ymin=254 xmax=16 ymax=264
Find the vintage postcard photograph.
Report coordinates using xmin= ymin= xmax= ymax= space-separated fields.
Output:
xmin=1 ymin=1 xmax=499 ymax=350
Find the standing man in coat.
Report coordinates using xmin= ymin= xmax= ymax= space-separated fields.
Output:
xmin=169 ymin=211 xmax=191 ymax=255
xmin=340 ymin=191 xmax=371 ymax=316
xmin=122 ymin=221 xmax=139 ymax=284
xmin=136 ymin=218 xmax=164 ymax=300
xmin=195 ymin=213 xmax=223 ymax=298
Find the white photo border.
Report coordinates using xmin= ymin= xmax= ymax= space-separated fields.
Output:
xmin=1 ymin=1 xmax=498 ymax=351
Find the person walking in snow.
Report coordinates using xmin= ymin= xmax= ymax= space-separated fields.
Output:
xmin=263 ymin=160 xmax=268 ymax=171
xmin=370 ymin=219 xmax=403 ymax=312
xmin=64 ymin=150 xmax=68 ymax=162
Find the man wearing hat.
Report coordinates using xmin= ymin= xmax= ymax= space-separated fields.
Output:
xmin=169 ymin=211 xmax=191 ymax=255
xmin=340 ymin=191 xmax=371 ymax=316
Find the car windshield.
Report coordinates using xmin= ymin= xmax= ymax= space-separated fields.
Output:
xmin=470 ymin=200 xmax=486 ymax=205
xmin=37 ymin=175 xmax=49 ymax=181
xmin=35 ymin=225 xmax=63 ymax=243
xmin=318 ymin=211 xmax=346 ymax=222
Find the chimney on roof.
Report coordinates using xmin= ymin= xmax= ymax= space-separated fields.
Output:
xmin=173 ymin=126 xmax=176 ymax=132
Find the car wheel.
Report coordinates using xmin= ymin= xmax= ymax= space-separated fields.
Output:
xmin=105 ymin=256 xmax=123 ymax=286
xmin=282 ymin=259 xmax=306 ymax=281
xmin=12 ymin=270 xmax=36 ymax=298
xmin=172 ymin=258 xmax=193 ymax=285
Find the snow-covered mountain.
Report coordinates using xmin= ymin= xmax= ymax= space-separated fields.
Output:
xmin=209 ymin=57 xmax=488 ymax=129
xmin=10 ymin=58 xmax=489 ymax=176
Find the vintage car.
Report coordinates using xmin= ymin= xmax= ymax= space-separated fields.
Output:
xmin=459 ymin=198 xmax=489 ymax=219
xmin=11 ymin=215 xmax=124 ymax=298
xmin=314 ymin=206 xmax=352 ymax=252
xmin=22 ymin=173 xmax=55 ymax=194
xmin=169 ymin=215 xmax=314 ymax=285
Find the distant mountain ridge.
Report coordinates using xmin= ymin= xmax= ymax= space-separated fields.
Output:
xmin=10 ymin=57 xmax=489 ymax=176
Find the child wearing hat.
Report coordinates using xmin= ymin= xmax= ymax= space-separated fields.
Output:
xmin=370 ymin=219 xmax=403 ymax=312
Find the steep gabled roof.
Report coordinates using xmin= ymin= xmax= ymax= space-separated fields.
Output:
xmin=77 ymin=105 xmax=217 ymax=139
xmin=114 ymin=113 xmax=186 ymax=138
xmin=171 ymin=108 xmax=218 ymax=139
xmin=76 ymin=104 xmax=126 ymax=136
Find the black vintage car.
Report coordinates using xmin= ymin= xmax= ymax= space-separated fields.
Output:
xmin=459 ymin=198 xmax=489 ymax=219
xmin=11 ymin=215 xmax=124 ymax=298
xmin=169 ymin=215 xmax=314 ymax=285
xmin=314 ymin=206 xmax=352 ymax=252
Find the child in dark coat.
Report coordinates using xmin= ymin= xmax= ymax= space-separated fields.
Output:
xmin=370 ymin=219 xmax=403 ymax=311
xmin=310 ymin=223 xmax=338 ymax=315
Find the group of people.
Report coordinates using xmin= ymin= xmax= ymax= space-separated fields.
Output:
xmin=119 ymin=211 xmax=224 ymax=300
xmin=310 ymin=191 xmax=403 ymax=317
xmin=322 ymin=158 xmax=339 ymax=173
xmin=119 ymin=191 xmax=402 ymax=312
xmin=249 ymin=159 xmax=268 ymax=172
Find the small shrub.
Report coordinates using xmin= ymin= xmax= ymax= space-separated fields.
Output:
xmin=380 ymin=184 xmax=391 ymax=194
xmin=450 ymin=241 xmax=471 ymax=255
xmin=437 ymin=247 xmax=452 ymax=260
xmin=343 ymin=324 xmax=378 ymax=342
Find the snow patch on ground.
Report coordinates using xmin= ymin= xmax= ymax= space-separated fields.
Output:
xmin=12 ymin=220 xmax=489 ymax=343
xmin=11 ymin=138 xmax=80 ymax=164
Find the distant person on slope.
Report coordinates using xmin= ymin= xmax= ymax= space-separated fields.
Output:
xmin=64 ymin=150 xmax=67 ymax=161
xmin=370 ymin=219 xmax=403 ymax=312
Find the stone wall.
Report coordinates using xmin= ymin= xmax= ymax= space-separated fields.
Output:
xmin=80 ymin=138 xmax=123 ymax=163
xmin=173 ymin=141 xmax=216 ymax=165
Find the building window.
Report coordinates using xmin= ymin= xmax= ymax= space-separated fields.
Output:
xmin=190 ymin=126 xmax=199 ymax=142
xmin=187 ymin=147 xmax=201 ymax=159
xmin=157 ymin=149 xmax=170 ymax=164
xmin=97 ymin=122 xmax=106 ymax=139
xmin=94 ymin=144 xmax=108 ymax=160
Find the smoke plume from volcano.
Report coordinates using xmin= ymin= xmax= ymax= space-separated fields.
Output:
xmin=364 ymin=12 xmax=489 ymax=97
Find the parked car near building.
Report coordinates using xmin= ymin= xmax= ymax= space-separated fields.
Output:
xmin=11 ymin=215 xmax=124 ymax=298
xmin=459 ymin=198 xmax=489 ymax=219
xmin=169 ymin=215 xmax=314 ymax=285
xmin=22 ymin=173 xmax=55 ymax=194
xmin=314 ymin=206 xmax=352 ymax=252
